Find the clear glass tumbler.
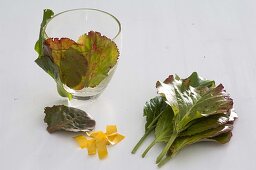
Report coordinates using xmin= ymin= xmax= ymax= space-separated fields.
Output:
xmin=43 ymin=8 xmax=121 ymax=100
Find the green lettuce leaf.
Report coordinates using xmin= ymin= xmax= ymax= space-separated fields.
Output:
xmin=59 ymin=48 xmax=88 ymax=89
xmin=209 ymin=131 xmax=232 ymax=144
xmin=131 ymin=96 xmax=168 ymax=154
xmin=179 ymin=114 xmax=230 ymax=137
xmin=44 ymin=105 xmax=96 ymax=133
xmin=142 ymin=106 xmax=174 ymax=157
xmin=144 ymin=96 xmax=168 ymax=130
xmin=35 ymin=9 xmax=72 ymax=99
xmin=35 ymin=9 xmax=54 ymax=57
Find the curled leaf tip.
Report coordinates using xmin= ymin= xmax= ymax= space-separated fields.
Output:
xmin=163 ymin=75 xmax=174 ymax=84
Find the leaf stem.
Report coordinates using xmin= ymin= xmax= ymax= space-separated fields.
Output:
xmin=146 ymin=110 xmax=165 ymax=129
xmin=157 ymin=154 xmax=173 ymax=167
xmin=156 ymin=133 xmax=177 ymax=164
xmin=57 ymin=82 xmax=72 ymax=100
xmin=142 ymin=139 xmax=157 ymax=158
xmin=131 ymin=126 xmax=154 ymax=154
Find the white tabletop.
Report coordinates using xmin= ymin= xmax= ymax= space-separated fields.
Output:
xmin=0 ymin=0 xmax=255 ymax=170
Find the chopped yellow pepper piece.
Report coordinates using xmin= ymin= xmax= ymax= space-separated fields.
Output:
xmin=94 ymin=131 xmax=108 ymax=139
xmin=86 ymin=131 xmax=99 ymax=137
xmin=107 ymin=133 xmax=125 ymax=145
xmin=106 ymin=125 xmax=117 ymax=135
xmin=96 ymin=137 xmax=108 ymax=159
xmin=87 ymin=139 xmax=96 ymax=155
xmin=73 ymin=135 xmax=88 ymax=148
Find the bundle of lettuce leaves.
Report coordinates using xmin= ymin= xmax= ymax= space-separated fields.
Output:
xmin=132 ymin=72 xmax=237 ymax=167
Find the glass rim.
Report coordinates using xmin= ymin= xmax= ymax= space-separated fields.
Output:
xmin=43 ymin=8 xmax=121 ymax=40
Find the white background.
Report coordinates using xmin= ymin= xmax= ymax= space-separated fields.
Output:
xmin=0 ymin=0 xmax=255 ymax=170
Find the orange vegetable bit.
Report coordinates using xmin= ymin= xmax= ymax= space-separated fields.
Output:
xmin=87 ymin=139 xmax=96 ymax=155
xmin=73 ymin=135 xmax=88 ymax=149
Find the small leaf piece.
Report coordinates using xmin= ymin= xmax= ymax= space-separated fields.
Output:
xmin=44 ymin=105 xmax=96 ymax=133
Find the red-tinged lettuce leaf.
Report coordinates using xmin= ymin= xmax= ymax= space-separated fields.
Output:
xmin=77 ymin=31 xmax=119 ymax=88
xmin=44 ymin=38 xmax=88 ymax=90
xmin=44 ymin=38 xmax=77 ymax=65
xmin=44 ymin=105 xmax=96 ymax=133
xmin=43 ymin=31 xmax=119 ymax=90
xmin=181 ymin=72 xmax=215 ymax=91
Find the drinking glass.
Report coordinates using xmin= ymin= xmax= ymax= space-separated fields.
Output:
xmin=43 ymin=8 xmax=121 ymax=100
